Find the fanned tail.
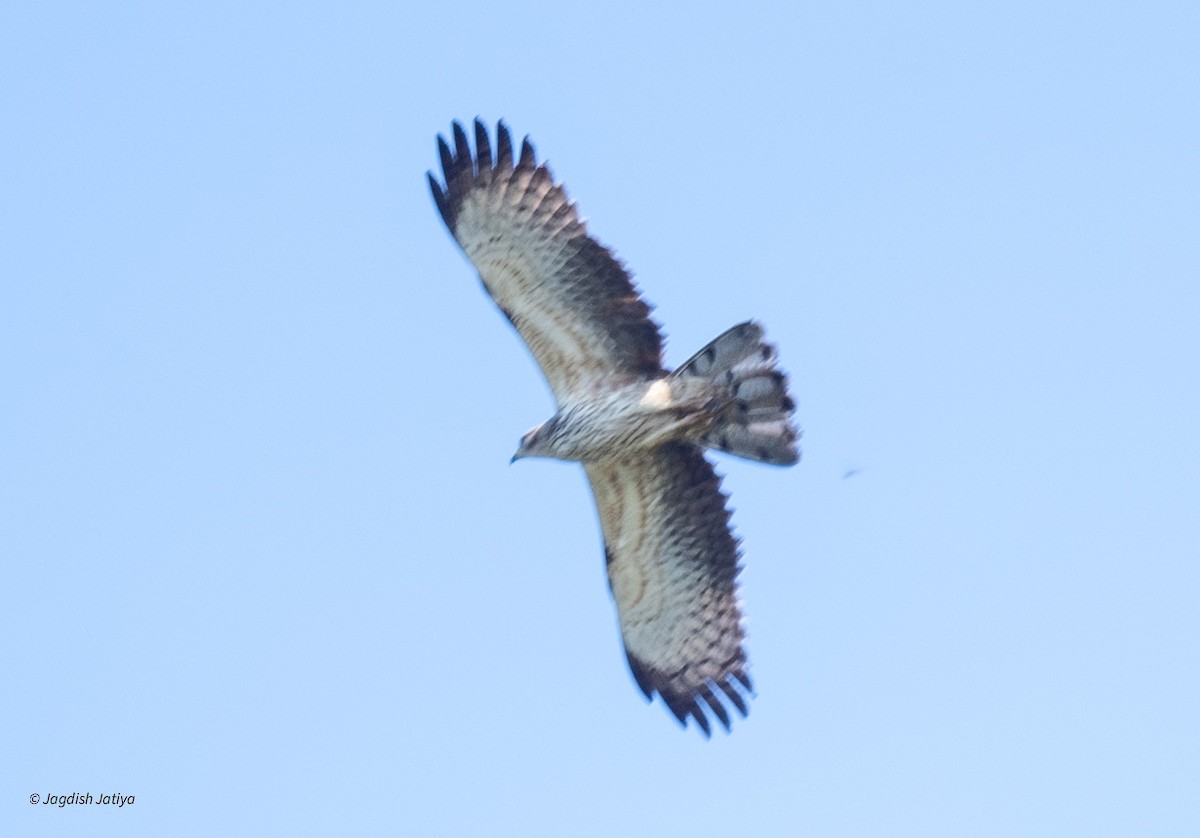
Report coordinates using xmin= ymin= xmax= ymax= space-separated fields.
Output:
xmin=672 ymin=322 xmax=800 ymax=466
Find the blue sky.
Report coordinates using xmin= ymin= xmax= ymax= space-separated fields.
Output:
xmin=3 ymin=2 xmax=1198 ymax=835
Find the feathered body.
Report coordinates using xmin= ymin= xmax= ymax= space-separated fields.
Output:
xmin=517 ymin=323 xmax=798 ymax=465
xmin=428 ymin=120 xmax=800 ymax=735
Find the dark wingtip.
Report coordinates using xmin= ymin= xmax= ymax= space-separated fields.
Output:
xmin=474 ymin=118 xmax=492 ymax=171
xmin=432 ymin=119 xmax=492 ymax=233
xmin=718 ymin=676 xmax=750 ymax=717
xmin=436 ymin=134 xmax=454 ymax=181
xmin=626 ymin=651 xmax=656 ymax=699
xmin=427 ymin=172 xmax=449 ymax=227
xmin=496 ymin=120 xmax=513 ymax=169
xmin=451 ymin=121 xmax=471 ymax=174
xmin=699 ymin=684 xmax=732 ymax=732
xmin=517 ymin=136 xmax=537 ymax=170
xmin=626 ymin=650 xmax=753 ymax=736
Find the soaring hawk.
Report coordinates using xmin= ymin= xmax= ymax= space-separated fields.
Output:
xmin=428 ymin=120 xmax=800 ymax=735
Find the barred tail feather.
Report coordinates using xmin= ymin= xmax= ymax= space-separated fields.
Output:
xmin=673 ymin=322 xmax=801 ymax=466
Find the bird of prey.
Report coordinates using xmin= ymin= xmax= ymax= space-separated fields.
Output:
xmin=428 ymin=119 xmax=800 ymax=735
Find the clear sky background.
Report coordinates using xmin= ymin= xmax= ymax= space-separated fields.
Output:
xmin=3 ymin=2 xmax=1198 ymax=836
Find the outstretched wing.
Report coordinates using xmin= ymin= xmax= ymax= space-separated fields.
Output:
xmin=428 ymin=119 xmax=665 ymax=405
xmin=585 ymin=442 xmax=752 ymax=735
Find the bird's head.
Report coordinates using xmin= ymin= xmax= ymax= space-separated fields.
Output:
xmin=512 ymin=417 xmax=557 ymax=462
